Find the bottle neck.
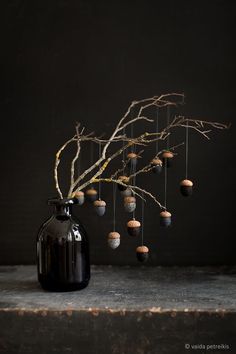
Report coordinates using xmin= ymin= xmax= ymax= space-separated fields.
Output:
xmin=54 ymin=204 xmax=72 ymax=217
xmin=48 ymin=198 xmax=75 ymax=218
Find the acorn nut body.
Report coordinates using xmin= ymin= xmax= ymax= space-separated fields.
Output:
xmin=120 ymin=188 xmax=132 ymax=197
xmin=94 ymin=199 xmax=106 ymax=216
xmin=108 ymin=232 xmax=120 ymax=249
xmin=74 ymin=191 xmax=85 ymax=205
xmin=136 ymin=245 xmax=149 ymax=262
xmin=127 ymin=219 xmax=141 ymax=236
xmin=162 ymin=151 xmax=174 ymax=168
xmin=151 ymin=158 xmax=162 ymax=174
xmin=160 ymin=210 xmax=172 ymax=227
xmin=180 ymin=179 xmax=193 ymax=197
xmin=124 ymin=196 xmax=136 ymax=213
xmin=85 ymin=188 xmax=98 ymax=202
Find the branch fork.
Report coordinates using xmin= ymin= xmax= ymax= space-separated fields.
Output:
xmin=53 ymin=93 xmax=228 ymax=206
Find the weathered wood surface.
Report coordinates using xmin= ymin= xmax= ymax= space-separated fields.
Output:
xmin=0 ymin=266 xmax=236 ymax=354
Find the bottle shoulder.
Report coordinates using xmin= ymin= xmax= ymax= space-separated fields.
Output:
xmin=37 ymin=214 xmax=88 ymax=242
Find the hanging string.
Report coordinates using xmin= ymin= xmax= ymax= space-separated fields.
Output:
xmin=130 ymin=127 xmax=134 ymax=153
xmin=90 ymin=141 xmax=94 ymax=188
xmin=155 ymin=107 xmax=159 ymax=155
xmin=130 ymin=107 xmax=134 ymax=153
xmin=112 ymin=182 xmax=117 ymax=232
xmin=90 ymin=140 xmax=94 ymax=166
xmin=164 ymin=161 xmax=167 ymax=209
xmin=122 ymin=127 xmax=126 ymax=174
xmin=163 ymin=106 xmax=170 ymax=209
xmin=129 ymin=143 xmax=136 ymax=219
xmin=141 ymin=191 xmax=144 ymax=246
xmin=185 ymin=120 xmax=189 ymax=179
xmin=167 ymin=105 xmax=170 ymax=150
xmin=132 ymin=161 xmax=136 ymax=220
xmin=129 ymin=107 xmax=136 ymax=219
xmin=98 ymin=142 xmax=101 ymax=199
xmin=77 ymin=150 xmax=81 ymax=189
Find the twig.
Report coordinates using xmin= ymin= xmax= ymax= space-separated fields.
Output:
xmin=54 ymin=136 xmax=77 ymax=199
xmin=54 ymin=93 xmax=228 ymax=199
xmin=68 ymin=123 xmax=82 ymax=197
xmin=128 ymin=142 xmax=185 ymax=180
xmin=90 ymin=178 xmax=165 ymax=209
xmin=71 ymin=93 xmax=184 ymax=192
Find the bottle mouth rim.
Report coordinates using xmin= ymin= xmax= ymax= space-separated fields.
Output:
xmin=48 ymin=197 xmax=76 ymax=206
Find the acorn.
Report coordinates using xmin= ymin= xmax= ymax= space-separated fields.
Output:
xmin=120 ymin=188 xmax=132 ymax=197
xmin=93 ymin=199 xmax=106 ymax=216
xmin=107 ymin=232 xmax=120 ymax=249
xmin=127 ymin=219 xmax=141 ymax=236
xmin=74 ymin=191 xmax=85 ymax=206
xmin=151 ymin=158 xmax=162 ymax=174
xmin=136 ymin=246 xmax=149 ymax=262
xmin=160 ymin=210 xmax=172 ymax=227
xmin=85 ymin=188 xmax=98 ymax=202
xmin=162 ymin=151 xmax=174 ymax=168
xmin=127 ymin=152 xmax=138 ymax=168
xmin=117 ymin=175 xmax=129 ymax=191
xmin=180 ymin=179 xmax=193 ymax=197
xmin=124 ymin=196 xmax=136 ymax=213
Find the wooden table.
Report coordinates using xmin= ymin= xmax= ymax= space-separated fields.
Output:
xmin=0 ymin=265 xmax=236 ymax=353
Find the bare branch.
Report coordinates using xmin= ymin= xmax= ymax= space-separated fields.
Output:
xmin=71 ymin=93 xmax=184 ymax=191
xmin=53 ymin=93 xmax=228 ymax=200
xmin=68 ymin=123 xmax=82 ymax=197
xmin=128 ymin=142 xmax=185 ymax=181
xmin=54 ymin=136 xmax=77 ymax=199
xmin=166 ymin=116 xmax=229 ymax=140
xmin=89 ymin=177 xmax=165 ymax=210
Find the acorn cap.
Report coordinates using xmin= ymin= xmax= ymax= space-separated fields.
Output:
xmin=93 ymin=199 xmax=106 ymax=207
xmin=85 ymin=188 xmax=98 ymax=195
xmin=118 ymin=175 xmax=126 ymax=180
xmin=118 ymin=175 xmax=129 ymax=183
xmin=127 ymin=152 xmax=138 ymax=159
xmin=180 ymin=179 xmax=193 ymax=187
xmin=136 ymin=245 xmax=149 ymax=253
xmin=124 ymin=196 xmax=136 ymax=204
xmin=160 ymin=210 xmax=172 ymax=218
xmin=74 ymin=191 xmax=84 ymax=197
xmin=162 ymin=151 xmax=174 ymax=159
xmin=151 ymin=158 xmax=162 ymax=166
xmin=127 ymin=220 xmax=141 ymax=228
xmin=108 ymin=232 xmax=120 ymax=239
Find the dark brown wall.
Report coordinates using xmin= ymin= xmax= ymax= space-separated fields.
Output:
xmin=0 ymin=0 xmax=235 ymax=265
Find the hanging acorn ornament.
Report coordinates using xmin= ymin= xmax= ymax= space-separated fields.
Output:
xmin=74 ymin=191 xmax=85 ymax=206
xmin=136 ymin=246 xmax=149 ymax=262
xmin=124 ymin=196 xmax=136 ymax=213
xmin=127 ymin=152 xmax=138 ymax=168
xmin=162 ymin=151 xmax=174 ymax=168
xmin=127 ymin=219 xmax=141 ymax=236
xmin=107 ymin=232 xmax=120 ymax=249
xmin=85 ymin=188 xmax=98 ymax=202
xmin=180 ymin=179 xmax=193 ymax=197
xmin=117 ymin=175 xmax=129 ymax=191
xmin=120 ymin=188 xmax=132 ymax=197
xmin=151 ymin=158 xmax=162 ymax=174
xmin=160 ymin=210 xmax=172 ymax=227
xmin=93 ymin=199 xmax=106 ymax=216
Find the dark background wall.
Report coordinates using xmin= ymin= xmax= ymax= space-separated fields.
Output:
xmin=0 ymin=0 xmax=235 ymax=265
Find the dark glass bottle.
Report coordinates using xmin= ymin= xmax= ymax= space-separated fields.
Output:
xmin=36 ymin=198 xmax=90 ymax=291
